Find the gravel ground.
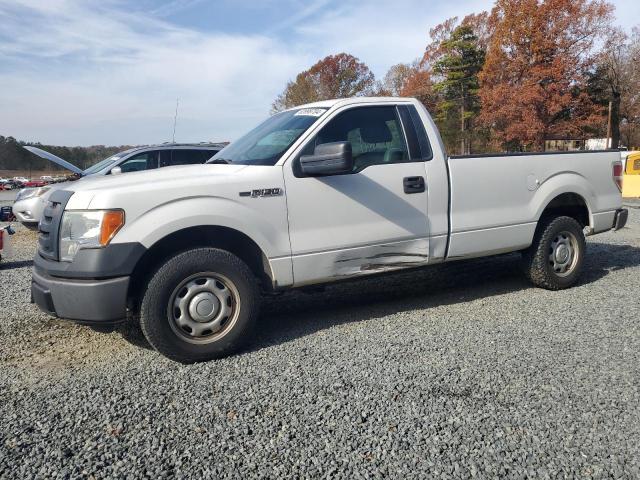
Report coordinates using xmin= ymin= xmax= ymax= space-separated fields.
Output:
xmin=1 ymin=205 xmax=639 ymax=479
xmin=0 ymin=190 xmax=18 ymax=205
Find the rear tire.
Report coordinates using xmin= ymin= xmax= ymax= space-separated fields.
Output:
xmin=521 ymin=216 xmax=586 ymax=290
xmin=139 ymin=248 xmax=260 ymax=363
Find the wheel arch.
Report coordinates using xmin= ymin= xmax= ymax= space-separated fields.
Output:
xmin=126 ymin=225 xmax=275 ymax=313
xmin=537 ymin=192 xmax=591 ymax=229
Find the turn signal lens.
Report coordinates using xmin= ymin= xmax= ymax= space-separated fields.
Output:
xmin=100 ymin=210 xmax=125 ymax=246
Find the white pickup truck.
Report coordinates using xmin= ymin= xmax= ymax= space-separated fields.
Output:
xmin=31 ymin=97 xmax=628 ymax=362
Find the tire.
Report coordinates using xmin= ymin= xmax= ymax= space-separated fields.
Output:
xmin=521 ymin=216 xmax=586 ymax=290
xmin=139 ymin=248 xmax=260 ymax=363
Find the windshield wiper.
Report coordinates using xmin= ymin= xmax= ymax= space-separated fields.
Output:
xmin=207 ymin=158 xmax=232 ymax=164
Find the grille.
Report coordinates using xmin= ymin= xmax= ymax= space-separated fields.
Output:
xmin=37 ymin=190 xmax=74 ymax=261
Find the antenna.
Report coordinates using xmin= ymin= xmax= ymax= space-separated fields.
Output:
xmin=172 ymin=98 xmax=179 ymax=142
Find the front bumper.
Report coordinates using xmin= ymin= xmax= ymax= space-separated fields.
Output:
xmin=32 ymin=266 xmax=129 ymax=325
xmin=613 ymin=208 xmax=628 ymax=231
xmin=12 ymin=196 xmax=45 ymax=228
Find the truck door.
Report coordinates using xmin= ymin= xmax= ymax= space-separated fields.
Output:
xmin=283 ymin=104 xmax=431 ymax=286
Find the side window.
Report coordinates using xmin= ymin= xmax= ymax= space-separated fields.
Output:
xmin=299 ymin=106 xmax=410 ymax=173
xmin=167 ymin=149 xmax=209 ymax=167
xmin=117 ymin=151 xmax=159 ymax=173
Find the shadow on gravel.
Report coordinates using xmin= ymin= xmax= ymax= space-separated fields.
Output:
xmin=0 ymin=259 xmax=34 ymax=270
xmin=249 ymin=242 xmax=640 ymax=352
xmin=104 ymin=242 xmax=640 ymax=356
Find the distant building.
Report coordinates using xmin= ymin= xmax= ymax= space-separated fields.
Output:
xmin=544 ymin=136 xmax=585 ymax=152
xmin=544 ymin=136 xmax=613 ymax=152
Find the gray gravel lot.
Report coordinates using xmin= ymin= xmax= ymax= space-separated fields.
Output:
xmin=1 ymin=205 xmax=639 ymax=479
xmin=0 ymin=190 xmax=18 ymax=205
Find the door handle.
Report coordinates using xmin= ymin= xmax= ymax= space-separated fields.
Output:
xmin=403 ymin=176 xmax=425 ymax=194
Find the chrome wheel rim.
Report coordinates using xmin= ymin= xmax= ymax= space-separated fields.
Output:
xmin=168 ymin=272 xmax=240 ymax=344
xmin=549 ymin=231 xmax=579 ymax=277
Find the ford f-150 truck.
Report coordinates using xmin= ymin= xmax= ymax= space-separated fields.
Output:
xmin=31 ymin=97 xmax=628 ymax=363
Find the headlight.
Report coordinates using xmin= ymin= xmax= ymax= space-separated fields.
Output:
xmin=16 ymin=186 xmax=50 ymax=201
xmin=59 ymin=210 xmax=125 ymax=262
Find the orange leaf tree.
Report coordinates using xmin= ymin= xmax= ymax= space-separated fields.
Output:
xmin=479 ymin=0 xmax=613 ymax=151
xmin=272 ymin=53 xmax=375 ymax=112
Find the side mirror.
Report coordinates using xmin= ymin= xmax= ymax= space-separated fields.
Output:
xmin=110 ymin=166 xmax=122 ymax=175
xmin=300 ymin=142 xmax=353 ymax=177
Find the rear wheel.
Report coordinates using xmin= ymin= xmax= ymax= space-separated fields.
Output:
xmin=139 ymin=248 xmax=260 ymax=363
xmin=521 ymin=216 xmax=586 ymax=290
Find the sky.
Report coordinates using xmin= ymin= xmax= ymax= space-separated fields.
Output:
xmin=0 ymin=0 xmax=638 ymax=147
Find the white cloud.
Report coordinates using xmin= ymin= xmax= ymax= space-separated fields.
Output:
xmin=293 ymin=0 xmax=494 ymax=74
xmin=0 ymin=0 xmax=311 ymax=145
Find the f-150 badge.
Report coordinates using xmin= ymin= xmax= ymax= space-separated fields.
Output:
xmin=239 ymin=188 xmax=283 ymax=198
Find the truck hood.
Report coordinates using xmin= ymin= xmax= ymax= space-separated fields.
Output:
xmin=62 ymin=163 xmax=249 ymax=203
xmin=23 ymin=146 xmax=84 ymax=175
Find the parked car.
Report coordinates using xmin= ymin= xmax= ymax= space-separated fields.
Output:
xmin=30 ymin=97 xmax=627 ymax=363
xmin=23 ymin=179 xmax=47 ymax=188
xmin=2 ymin=180 xmax=23 ymax=190
xmin=13 ymin=143 xmax=224 ymax=229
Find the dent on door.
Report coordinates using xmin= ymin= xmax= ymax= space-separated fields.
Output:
xmin=292 ymin=238 xmax=430 ymax=286
xmin=288 ymin=167 xmax=430 ymax=286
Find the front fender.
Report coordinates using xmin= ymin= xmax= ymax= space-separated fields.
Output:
xmin=112 ymin=196 xmax=290 ymax=260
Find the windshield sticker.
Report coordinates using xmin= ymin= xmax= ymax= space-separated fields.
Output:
xmin=294 ymin=108 xmax=326 ymax=117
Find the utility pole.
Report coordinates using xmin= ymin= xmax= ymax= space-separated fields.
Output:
xmin=606 ymin=100 xmax=613 ymax=149
xmin=460 ymin=103 xmax=466 ymax=155
xmin=172 ymin=98 xmax=179 ymax=143
xmin=460 ymin=85 xmax=466 ymax=155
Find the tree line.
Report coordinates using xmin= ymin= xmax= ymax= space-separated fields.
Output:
xmin=273 ymin=0 xmax=640 ymax=155
xmin=0 ymin=136 xmax=130 ymax=173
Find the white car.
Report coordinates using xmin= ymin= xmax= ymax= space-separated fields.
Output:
xmin=31 ymin=97 xmax=628 ymax=362
xmin=13 ymin=143 xmax=224 ymax=229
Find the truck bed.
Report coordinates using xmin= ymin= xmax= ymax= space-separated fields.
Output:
xmin=445 ymin=150 xmax=621 ymax=260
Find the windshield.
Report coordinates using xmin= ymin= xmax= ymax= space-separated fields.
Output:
xmin=82 ymin=154 xmax=122 ymax=175
xmin=208 ymin=108 xmax=328 ymax=166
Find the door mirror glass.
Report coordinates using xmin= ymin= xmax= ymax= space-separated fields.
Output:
xmin=300 ymin=142 xmax=353 ymax=176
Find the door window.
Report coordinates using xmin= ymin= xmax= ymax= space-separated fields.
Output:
xmin=299 ymin=106 xmax=410 ymax=173
xmin=117 ymin=151 xmax=159 ymax=173
xmin=166 ymin=149 xmax=212 ymax=167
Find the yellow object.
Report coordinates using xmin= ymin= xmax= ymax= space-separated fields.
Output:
xmin=625 ymin=152 xmax=640 ymax=175
xmin=622 ymin=174 xmax=640 ymax=198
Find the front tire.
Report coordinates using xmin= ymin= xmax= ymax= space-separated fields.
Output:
xmin=140 ymin=248 xmax=260 ymax=363
xmin=521 ymin=216 xmax=586 ymax=290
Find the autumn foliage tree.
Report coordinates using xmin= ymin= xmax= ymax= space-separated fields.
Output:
xmin=379 ymin=63 xmax=416 ymax=96
xmin=400 ymin=69 xmax=438 ymax=111
xmin=589 ymin=27 xmax=640 ymax=148
xmin=272 ymin=53 xmax=375 ymax=112
xmin=479 ymin=0 xmax=613 ymax=151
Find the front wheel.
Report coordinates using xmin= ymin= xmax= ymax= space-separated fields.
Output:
xmin=139 ymin=248 xmax=260 ymax=363
xmin=521 ymin=216 xmax=586 ymax=290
